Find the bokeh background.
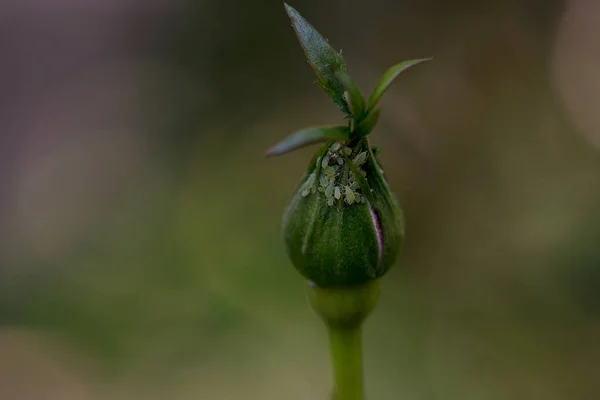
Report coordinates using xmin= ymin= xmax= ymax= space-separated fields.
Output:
xmin=1 ymin=0 xmax=600 ymax=399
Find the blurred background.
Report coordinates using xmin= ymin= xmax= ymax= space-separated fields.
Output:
xmin=1 ymin=0 xmax=600 ymax=399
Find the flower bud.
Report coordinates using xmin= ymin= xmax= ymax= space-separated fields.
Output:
xmin=282 ymin=138 xmax=404 ymax=287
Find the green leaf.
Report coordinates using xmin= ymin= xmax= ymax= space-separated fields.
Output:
xmin=266 ymin=125 xmax=350 ymax=157
xmin=366 ymin=57 xmax=432 ymax=112
xmin=284 ymin=3 xmax=349 ymax=114
xmin=335 ymin=70 xmax=365 ymax=119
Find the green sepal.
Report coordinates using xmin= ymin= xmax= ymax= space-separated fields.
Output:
xmin=266 ymin=125 xmax=350 ymax=157
xmin=362 ymin=140 xmax=404 ymax=269
xmin=335 ymin=70 xmax=365 ymax=120
xmin=284 ymin=3 xmax=350 ymax=114
xmin=355 ymin=108 xmax=381 ymax=137
xmin=366 ymin=57 xmax=432 ymax=113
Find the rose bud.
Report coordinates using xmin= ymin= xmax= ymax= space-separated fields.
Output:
xmin=282 ymin=138 xmax=404 ymax=286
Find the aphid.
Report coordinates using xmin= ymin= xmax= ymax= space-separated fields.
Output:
xmin=353 ymin=151 xmax=367 ymax=166
xmin=327 ymin=197 xmax=335 ymax=206
xmin=325 ymin=181 xmax=334 ymax=198
xmin=305 ymin=173 xmax=315 ymax=188
xmin=302 ymin=175 xmax=316 ymax=197
xmin=324 ymin=166 xmax=337 ymax=177
xmin=342 ymin=147 xmax=352 ymax=156
xmin=330 ymin=142 xmax=342 ymax=152
xmin=344 ymin=186 xmax=356 ymax=204
xmin=320 ymin=174 xmax=329 ymax=187
xmin=334 ymin=186 xmax=342 ymax=200
xmin=321 ymin=156 xmax=330 ymax=168
xmin=337 ymin=157 xmax=344 ymax=166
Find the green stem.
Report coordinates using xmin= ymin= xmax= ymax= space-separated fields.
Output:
xmin=306 ymin=280 xmax=380 ymax=400
xmin=328 ymin=325 xmax=364 ymax=400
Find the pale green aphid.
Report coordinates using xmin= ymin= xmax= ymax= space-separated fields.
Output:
xmin=334 ymin=186 xmax=342 ymax=200
xmin=327 ymin=197 xmax=335 ymax=206
xmin=325 ymin=181 xmax=335 ymax=198
xmin=301 ymin=174 xmax=316 ymax=197
xmin=342 ymin=90 xmax=352 ymax=109
xmin=320 ymin=174 xmax=329 ymax=187
xmin=330 ymin=142 xmax=342 ymax=152
xmin=324 ymin=166 xmax=337 ymax=177
xmin=347 ymin=172 xmax=360 ymax=190
xmin=353 ymin=151 xmax=367 ymax=166
xmin=306 ymin=173 xmax=316 ymax=187
xmin=342 ymin=147 xmax=352 ymax=157
xmin=321 ymin=156 xmax=330 ymax=168
xmin=344 ymin=185 xmax=356 ymax=204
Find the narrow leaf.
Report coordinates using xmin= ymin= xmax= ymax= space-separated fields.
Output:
xmin=284 ymin=3 xmax=349 ymax=114
xmin=367 ymin=57 xmax=432 ymax=112
xmin=335 ymin=70 xmax=365 ymax=119
xmin=266 ymin=125 xmax=350 ymax=157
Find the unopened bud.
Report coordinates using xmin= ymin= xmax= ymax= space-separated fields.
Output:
xmin=282 ymin=138 xmax=404 ymax=287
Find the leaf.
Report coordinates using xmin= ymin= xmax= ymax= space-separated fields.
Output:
xmin=366 ymin=57 xmax=432 ymax=112
xmin=284 ymin=3 xmax=349 ymax=114
xmin=266 ymin=125 xmax=350 ymax=157
xmin=335 ymin=70 xmax=365 ymax=119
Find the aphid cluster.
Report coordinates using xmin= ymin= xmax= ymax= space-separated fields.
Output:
xmin=301 ymin=142 xmax=368 ymax=207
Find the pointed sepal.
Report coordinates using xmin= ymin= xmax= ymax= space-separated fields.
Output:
xmin=366 ymin=57 xmax=432 ymax=112
xmin=284 ymin=3 xmax=350 ymax=114
xmin=335 ymin=70 xmax=366 ymax=119
xmin=266 ymin=125 xmax=351 ymax=157
xmin=355 ymin=108 xmax=381 ymax=137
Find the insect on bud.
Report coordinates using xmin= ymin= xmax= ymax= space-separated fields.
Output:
xmin=282 ymin=138 xmax=404 ymax=287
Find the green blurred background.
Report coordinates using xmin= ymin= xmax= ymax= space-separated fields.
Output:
xmin=1 ymin=0 xmax=600 ymax=399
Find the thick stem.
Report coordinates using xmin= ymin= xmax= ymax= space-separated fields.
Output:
xmin=328 ymin=325 xmax=364 ymax=400
xmin=307 ymin=280 xmax=380 ymax=400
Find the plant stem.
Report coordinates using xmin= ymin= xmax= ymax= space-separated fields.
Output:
xmin=328 ymin=325 xmax=364 ymax=400
xmin=306 ymin=280 xmax=379 ymax=400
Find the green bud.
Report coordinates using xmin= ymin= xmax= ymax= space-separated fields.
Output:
xmin=282 ymin=138 xmax=404 ymax=287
